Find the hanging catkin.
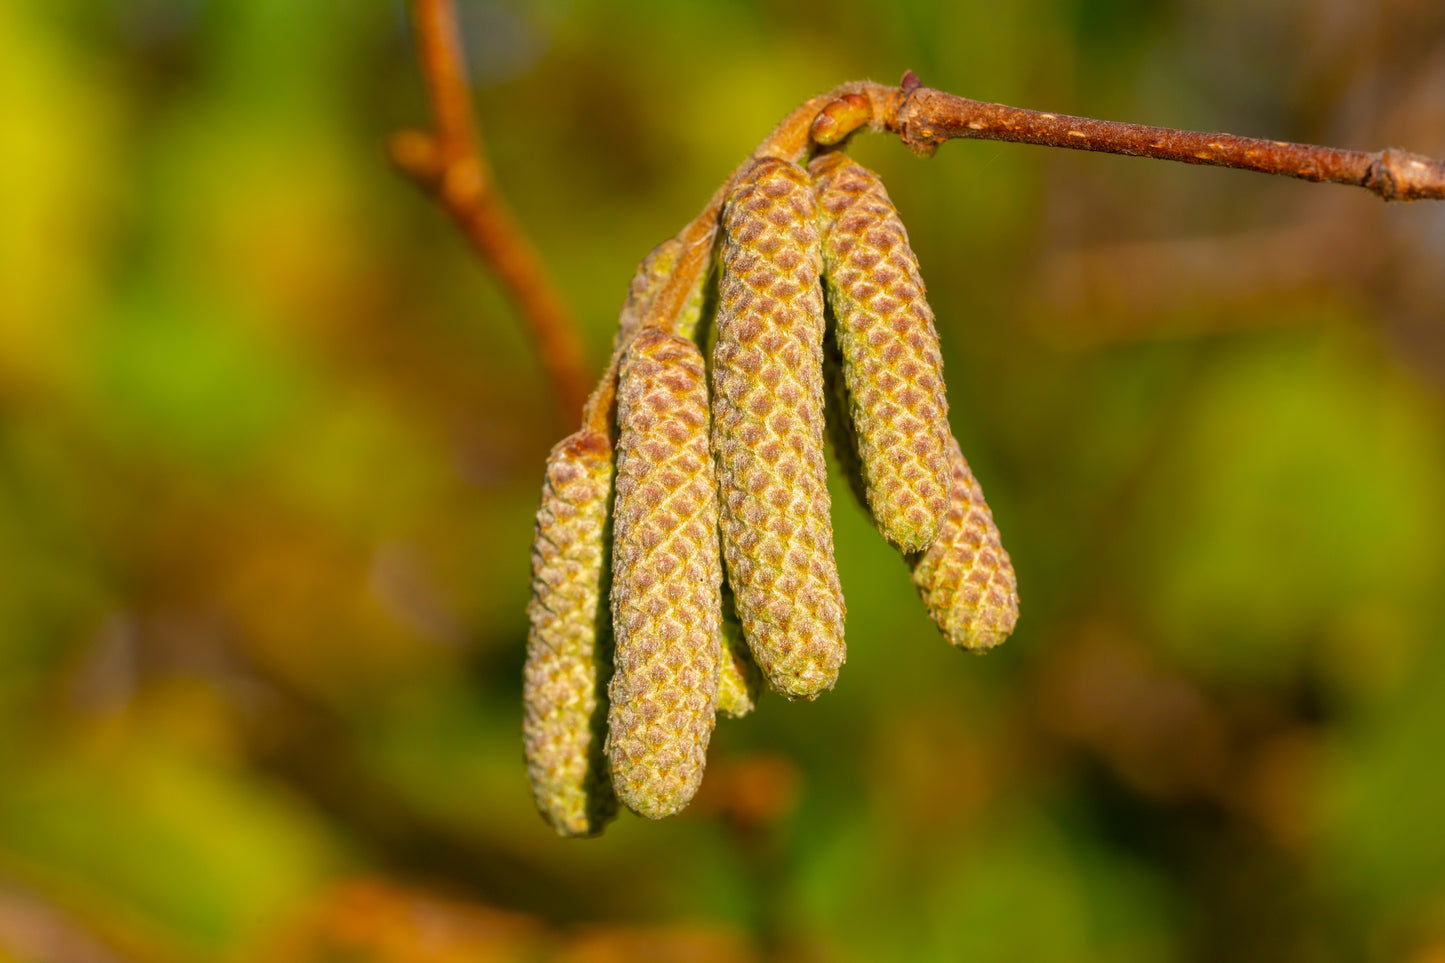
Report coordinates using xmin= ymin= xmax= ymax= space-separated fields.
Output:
xmin=810 ymin=151 xmax=951 ymax=553
xmin=522 ymin=429 xmax=618 ymax=836
xmin=607 ymin=328 xmax=722 ymax=818
xmin=523 ymin=86 xmax=1027 ymax=835
xmin=712 ymin=157 xmax=847 ymax=700
xmin=614 ymin=238 xmax=681 ymax=351
xmin=909 ymin=435 xmax=1019 ymax=650
xmin=716 ymin=578 xmax=762 ymax=718
xmin=822 ymin=305 xmax=871 ymax=514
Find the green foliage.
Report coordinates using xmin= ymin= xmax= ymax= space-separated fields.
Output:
xmin=1 ymin=0 xmax=1443 ymax=960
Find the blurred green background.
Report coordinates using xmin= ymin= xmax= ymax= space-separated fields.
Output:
xmin=3 ymin=1 xmax=1445 ymax=960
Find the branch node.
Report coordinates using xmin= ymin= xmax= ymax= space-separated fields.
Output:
xmin=1364 ymin=148 xmax=1445 ymax=202
xmin=388 ymin=129 xmax=445 ymax=183
xmin=441 ymin=156 xmax=487 ymax=206
xmin=892 ymin=86 xmax=942 ymax=156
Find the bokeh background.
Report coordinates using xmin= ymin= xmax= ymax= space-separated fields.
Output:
xmin=3 ymin=1 xmax=1445 ymax=960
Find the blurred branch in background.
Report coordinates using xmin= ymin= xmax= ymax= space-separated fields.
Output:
xmin=1028 ymin=216 xmax=1374 ymax=346
xmin=263 ymin=878 xmax=758 ymax=963
xmin=1029 ymin=18 xmax=1445 ymax=366
xmin=388 ymin=0 xmax=590 ymax=422
xmin=0 ymin=880 xmax=160 ymax=963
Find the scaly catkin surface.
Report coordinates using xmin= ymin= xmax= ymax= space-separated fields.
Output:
xmin=822 ymin=305 xmax=870 ymax=514
xmin=810 ymin=151 xmax=951 ymax=553
xmin=909 ymin=435 xmax=1019 ymax=650
xmin=523 ymin=430 xmax=618 ymax=836
xmin=713 ymin=157 xmax=846 ymax=700
xmin=614 ymin=238 xmax=681 ymax=351
xmin=608 ymin=329 xmax=721 ymax=819
xmin=716 ymin=578 xmax=762 ymax=718
xmin=617 ymin=237 xmax=713 ymax=345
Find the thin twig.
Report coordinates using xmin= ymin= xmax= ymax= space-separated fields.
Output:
xmin=577 ymin=72 xmax=1445 ymax=429
xmin=883 ymin=72 xmax=1445 ymax=201
xmin=391 ymin=48 xmax=1445 ymax=426
xmin=585 ymin=68 xmax=1443 ymax=429
xmin=390 ymin=0 xmax=590 ymax=422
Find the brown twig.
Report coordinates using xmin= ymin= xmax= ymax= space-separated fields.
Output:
xmin=885 ymin=72 xmax=1445 ymax=201
xmin=390 ymin=0 xmax=590 ymax=422
xmin=391 ymin=47 xmax=1444 ymax=427
xmin=582 ymin=70 xmax=1444 ymax=432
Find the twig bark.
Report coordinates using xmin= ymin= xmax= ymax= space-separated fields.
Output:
xmin=884 ymin=72 xmax=1445 ymax=202
xmin=390 ymin=0 xmax=590 ymax=422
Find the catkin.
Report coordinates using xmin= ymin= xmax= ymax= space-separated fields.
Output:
xmin=716 ymin=578 xmax=762 ymax=718
xmin=615 ymin=238 xmax=682 ymax=351
xmin=608 ymin=328 xmax=722 ymax=819
xmin=713 ymin=157 xmax=846 ymax=700
xmin=822 ymin=306 xmax=870 ymax=514
xmin=909 ymin=435 xmax=1019 ymax=650
xmin=615 ymin=238 xmax=711 ymax=362
xmin=810 ymin=151 xmax=951 ymax=553
xmin=523 ymin=429 xmax=618 ymax=837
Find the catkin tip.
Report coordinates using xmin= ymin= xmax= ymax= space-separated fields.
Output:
xmin=909 ymin=436 xmax=1019 ymax=653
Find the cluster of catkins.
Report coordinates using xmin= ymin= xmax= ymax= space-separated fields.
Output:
xmin=523 ymin=142 xmax=1018 ymax=836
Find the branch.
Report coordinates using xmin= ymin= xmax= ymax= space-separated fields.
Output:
xmin=879 ymin=72 xmax=1445 ymax=202
xmin=584 ymin=70 xmax=1445 ymax=435
xmin=390 ymin=0 xmax=590 ymax=422
xmin=389 ymin=50 xmax=1445 ymax=430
